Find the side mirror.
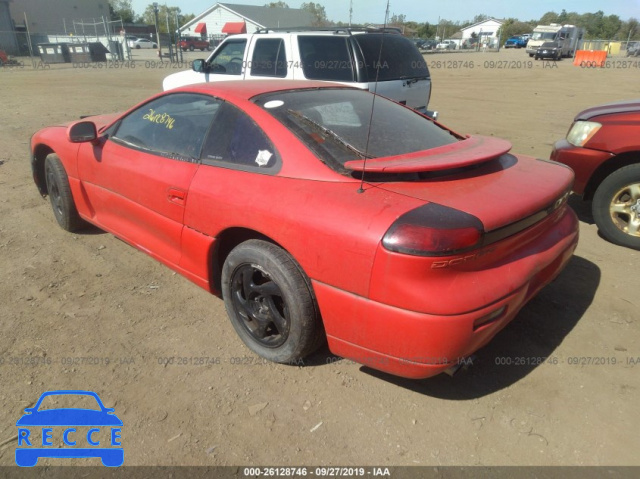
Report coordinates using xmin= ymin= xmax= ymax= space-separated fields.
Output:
xmin=192 ymin=59 xmax=207 ymax=73
xmin=68 ymin=121 xmax=97 ymax=143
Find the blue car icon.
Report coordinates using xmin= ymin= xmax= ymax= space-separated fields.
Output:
xmin=16 ymin=390 xmax=123 ymax=467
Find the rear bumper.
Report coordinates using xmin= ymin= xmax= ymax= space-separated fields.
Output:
xmin=550 ymin=139 xmax=614 ymax=196
xmin=314 ymin=208 xmax=579 ymax=379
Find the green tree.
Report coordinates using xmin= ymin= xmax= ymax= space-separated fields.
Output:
xmin=472 ymin=14 xmax=489 ymax=24
xmin=140 ymin=4 xmax=191 ymax=34
xmin=109 ymin=0 xmax=136 ymax=23
xmin=436 ymin=19 xmax=458 ymax=40
xmin=265 ymin=1 xmax=289 ymax=7
xmin=620 ymin=18 xmax=639 ymax=40
xmin=301 ymin=2 xmax=330 ymax=27
xmin=539 ymin=11 xmax=559 ymax=24
xmin=557 ymin=9 xmax=568 ymax=24
xmin=416 ymin=22 xmax=436 ymax=38
xmin=180 ymin=13 xmax=196 ymax=27
xmin=390 ymin=14 xmax=406 ymax=26
xmin=497 ymin=18 xmax=532 ymax=42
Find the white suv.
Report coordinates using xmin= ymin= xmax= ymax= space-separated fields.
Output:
xmin=163 ymin=28 xmax=435 ymax=117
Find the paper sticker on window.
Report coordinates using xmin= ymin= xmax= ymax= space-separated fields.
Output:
xmin=255 ymin=150 xmax=272 ymax=167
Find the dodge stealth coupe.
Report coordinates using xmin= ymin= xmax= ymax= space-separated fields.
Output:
xmin=30 ymin=81 xmax=579 ymax=379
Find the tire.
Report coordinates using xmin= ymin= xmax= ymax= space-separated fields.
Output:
xmin=135 ymin=45 xmax=140 ymax=49
xmin=44 ymin=154 xmax=86 ymax=232
xmin=221 ymin=240 xmax=324 ymax=363
xmin=592 ymin=163 xmax=640 ymax=250
xmin=189 ymin=45 xmax=194 ymax=51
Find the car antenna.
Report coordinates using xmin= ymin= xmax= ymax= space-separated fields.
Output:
xmin=358 ymin=0 xmax=390 ymax=194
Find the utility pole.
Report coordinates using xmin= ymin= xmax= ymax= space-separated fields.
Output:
xmin=349 ymin=0 xmax=352 ymax=26
xmin=153 ymin=2 xmax=161 ymax=58
xmin=165 ymin=3 xmax=172 ymax=61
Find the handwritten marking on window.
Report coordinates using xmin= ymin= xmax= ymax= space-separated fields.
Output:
xmin=143 ymin=109 xmax=175 ymax=130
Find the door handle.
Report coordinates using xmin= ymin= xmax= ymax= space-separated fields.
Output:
xmin=167 ymin=187 xmax=186 ymax=206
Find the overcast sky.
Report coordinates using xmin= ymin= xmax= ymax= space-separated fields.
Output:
xmin=130 ymin=0 xmax=640 ymax=24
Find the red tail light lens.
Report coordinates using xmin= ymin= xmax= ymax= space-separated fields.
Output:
xmin=382 ymin=203 xmax=484 ymax=256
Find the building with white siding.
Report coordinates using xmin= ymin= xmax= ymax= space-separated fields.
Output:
xmin=180 ymin=3 xmax=315 ymax=39
xmin=460 ymin=18 xmax=504 ymax=44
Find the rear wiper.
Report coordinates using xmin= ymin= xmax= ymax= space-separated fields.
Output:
xmin=288 ymin=109 xmax=372 ymax=159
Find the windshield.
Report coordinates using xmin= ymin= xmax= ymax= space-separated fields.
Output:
xmin=255 ymin=88 xmax=458 ymax=172
xmin=532 ymin=32 xmax=557 ymax=41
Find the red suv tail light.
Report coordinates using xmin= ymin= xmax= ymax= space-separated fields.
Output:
xmin=382 ymin=203 xmax=484 ymax=256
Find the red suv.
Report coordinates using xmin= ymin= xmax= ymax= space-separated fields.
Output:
xmin=178 ymin=37 xmax=210 ymax=51
xmin=551 ymin=100 xmax=640 ymax=249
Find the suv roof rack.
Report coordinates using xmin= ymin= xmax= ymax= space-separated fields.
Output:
xmin=254 ymin=26 xmax=402 ymax=35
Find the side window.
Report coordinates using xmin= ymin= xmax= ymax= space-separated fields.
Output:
xmin=201 ymin=102 xmax=278 ymax=170
xmin=112 ymin=93 xmax=221 ymax=159
xmin=250 ymin=38 xmax=287 ymax=77
xmin=298 ymin=36 xmax=354 ymax=81
xmin=208 ymin=39 xmax=247 ymax=75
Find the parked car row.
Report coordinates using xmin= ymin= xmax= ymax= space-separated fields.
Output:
xmin=125 ymin=35 xmax=213 ymax=52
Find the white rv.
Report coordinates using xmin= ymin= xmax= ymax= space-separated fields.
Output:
xmin=526 ymin=24 xmax=584 ymax=57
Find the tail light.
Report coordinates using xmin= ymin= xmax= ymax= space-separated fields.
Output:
xmin=382 ymin=203 xmax=484 ymax=256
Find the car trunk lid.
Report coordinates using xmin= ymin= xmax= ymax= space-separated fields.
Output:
xmin=369 ymin=153 xmax=574 ymax=233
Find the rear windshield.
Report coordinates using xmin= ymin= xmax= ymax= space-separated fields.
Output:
xmin=353 ymin=34 xmax=430 ymax=81
xmin=254 ymin=88 xmax=457 ymax=172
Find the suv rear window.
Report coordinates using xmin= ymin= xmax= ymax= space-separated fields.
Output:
xmin=255 ymin=88 xmax=457 ymax=172
xmin=353 ymin=34 xmax=430 ymax=81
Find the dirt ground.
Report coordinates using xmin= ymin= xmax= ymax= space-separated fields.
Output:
xmin=0 ymin=48 xmax=638 ymax=469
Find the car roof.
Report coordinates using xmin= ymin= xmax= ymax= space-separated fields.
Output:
xmin=172 ymin=80 xmax=356 ymax=102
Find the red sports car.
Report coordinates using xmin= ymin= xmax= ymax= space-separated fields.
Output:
xmin=551 ymin=99 xmax=640 ymax=250
xmin=31 ymin=81 xmax=578 ymax=379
